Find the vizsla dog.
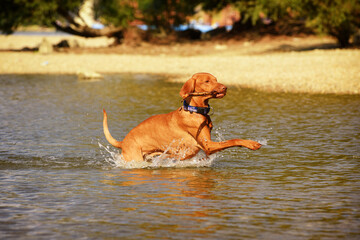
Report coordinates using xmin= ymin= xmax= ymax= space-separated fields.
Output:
xmin=103 ymin=72 xmax=261 ymax=162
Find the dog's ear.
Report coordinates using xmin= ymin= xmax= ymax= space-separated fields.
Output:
xmin=180 ymin=76 xmax=196 ymax=99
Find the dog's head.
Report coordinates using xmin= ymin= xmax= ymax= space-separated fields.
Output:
xmin=180 ymin=73 xmax=227 ymax=100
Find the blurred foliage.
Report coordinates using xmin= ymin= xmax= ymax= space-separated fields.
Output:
xmin=0 ymin=0 xmax=359 ymax=46
xmin=201 ymin=0 xmax=360 ymax=46
xmin=136 ymin=0 xmax=202 ymax=34
xmin=202 ymin=0 xmax=292 ymax=25
xmin=299 ymin=0 xmax=360 ymax=47
xmin=0 ymin=0 xmax=82 ymax=34
xmin=95 ymin=0 xmax=135 ymax=27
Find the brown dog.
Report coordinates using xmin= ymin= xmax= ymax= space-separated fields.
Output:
xmin=103 ymin=72 xmax=261 ymax=162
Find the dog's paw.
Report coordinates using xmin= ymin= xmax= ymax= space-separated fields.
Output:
xmin=243 ymin=140 xmax=262 ymax=150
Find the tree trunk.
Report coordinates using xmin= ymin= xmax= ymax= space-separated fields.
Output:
xmin=53 ymin=0 xmax=124 ymax=43
xmin=53 ymin=20 xmax=123 ymax=39
xmin=330 ymin=21 xmax=353 ymax=48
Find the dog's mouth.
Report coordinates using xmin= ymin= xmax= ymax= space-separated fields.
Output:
xmin=213 ymin=90 xmax=227 ymax=98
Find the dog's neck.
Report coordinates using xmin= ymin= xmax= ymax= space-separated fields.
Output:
xmin=188 ymin=97 xmax=209 ymax=108
xmin=183 ymin=97 xmax=211 ymax=115
xmin=183 ymin=101 xmax=210 ymax=115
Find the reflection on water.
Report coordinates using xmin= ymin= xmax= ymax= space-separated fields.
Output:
xmin=0 ymin=74 xmax=359 ymax=239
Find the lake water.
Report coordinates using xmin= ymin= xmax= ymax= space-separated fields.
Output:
xmin=0 ymin=74 xmax=359 ymax=239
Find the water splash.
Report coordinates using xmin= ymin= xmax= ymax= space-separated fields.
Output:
xmin=98 ymin=142 xmax=217 ymax=169
xmin=214 ymin=128 xmax=226 ymax=141
xmin=256 ymin=138 xmax=268 ymax=146
xmin=215 ymin=126 xmax=268 ymax=149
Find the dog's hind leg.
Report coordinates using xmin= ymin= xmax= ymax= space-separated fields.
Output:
xmin=122 ymin=145 xmax=144 ymax=162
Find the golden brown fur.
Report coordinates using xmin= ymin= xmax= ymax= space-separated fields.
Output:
xmin=103 ymin=72 xmax=261 ymax=161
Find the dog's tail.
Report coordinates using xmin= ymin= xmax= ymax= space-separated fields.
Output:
xmin=103 ymin=109 xmax=123 ymax=149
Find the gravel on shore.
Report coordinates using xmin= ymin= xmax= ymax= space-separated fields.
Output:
xmin=0 ymin=35 xmax=359 ymax=94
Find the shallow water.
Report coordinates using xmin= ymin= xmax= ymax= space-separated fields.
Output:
xmin=0 ymin=74 xmax=359 ymax=239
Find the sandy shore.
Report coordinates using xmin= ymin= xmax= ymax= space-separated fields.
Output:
xmin=0 ymin=34 xmax=359 ymax=94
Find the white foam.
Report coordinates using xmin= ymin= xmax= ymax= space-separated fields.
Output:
xmin=256 ymin=138 xmax=268 ymax=146
xmin=98 ymin=142 xmax=217 ymax=169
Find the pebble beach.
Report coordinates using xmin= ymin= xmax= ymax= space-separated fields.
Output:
xmin=1 ymin=34 xmax=359 ymax=94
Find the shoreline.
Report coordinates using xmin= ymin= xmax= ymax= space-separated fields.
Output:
xmin=0 ymin=35 xmax=359 ymax=94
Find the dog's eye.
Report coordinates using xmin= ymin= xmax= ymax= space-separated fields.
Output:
xmin=205 ymin=80 xmax=210 ymax=83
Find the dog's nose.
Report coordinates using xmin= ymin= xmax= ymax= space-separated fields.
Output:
xmin=221 ymin=85 xmax=227 ymax=92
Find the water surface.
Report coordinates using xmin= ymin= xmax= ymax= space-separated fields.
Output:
xmin=0 ymin=74 xmax=359 ymax=239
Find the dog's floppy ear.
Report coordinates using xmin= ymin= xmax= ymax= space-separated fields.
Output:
xmin=180 ymin=76 xmax=196 ymax=99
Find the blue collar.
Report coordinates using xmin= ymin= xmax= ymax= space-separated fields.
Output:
xmin=183 ymin=101 xmax=211 ymax=115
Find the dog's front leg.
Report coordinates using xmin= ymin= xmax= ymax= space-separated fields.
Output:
xmin=197 ymin=126 xmax=261 ymax=155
